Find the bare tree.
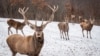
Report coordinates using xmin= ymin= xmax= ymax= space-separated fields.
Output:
xmin=58 ymin=16 xmax=69 ymax=40
xmin=7 ymin=7 xmax=29 ymax=35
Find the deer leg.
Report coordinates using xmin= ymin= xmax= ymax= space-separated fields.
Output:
xmin=65 ymin=32 xmax=67 ymax=40
xmin=65 ymin=32 xmax=69 ymax=40
xmin=62 ymin=32 xmax=65 ymax=39
xmin=67 ymin=32 xmax=69 ymax=40
xmin=61 ymin=31 xmax=64 ymax=39
xmin=82 ymin=29 xmax=84 ymax=37
xmin=89 ymin=31 xmax=92 ymax=39
xmin=21 ymin=29 xmax=25 ymax=36
xmin=8 ymin=26 xmax=13 ymax=35
xmin=8 ymin=27 xmax=10 ymax=35
xmin=16 ymin=29 xmax=18 ymax=34
xmin=87 ymin=31 xmax=88 ymax=38
xmin=60 ymin=30 xmax=62 ymax=39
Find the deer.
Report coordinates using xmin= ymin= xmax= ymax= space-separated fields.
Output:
xmin=7 ymin=7 xmax=29 ymax=36
xmin=79 ymin=16 xmax=95 ymax=39
xmin=58 ymin=16 xmax=69 ymax=40
xmin=6 ymin=5 xmax=58 ymax=56
xmin=70 ymin=14 xmax=76 ymax=25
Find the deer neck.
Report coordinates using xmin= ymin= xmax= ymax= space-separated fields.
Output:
xmin=22 ymin=15 xmax=27 ymax=24
xmin=22 ymin=19 xmax=27 ymax=25
xmin=32 ymin=32 xmax=44 ymax=51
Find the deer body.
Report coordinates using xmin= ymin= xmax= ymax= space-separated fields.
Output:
xmin=79 ymin=17 xmax=95 ymax=39
xmin=80 ymin=21 xmax=93 ymax=31
xmin=7 ymin=19 xmax=26 ymax=35
xmin=58 ymin=22 xmax=69 ymax=40
xmin=58 ymin=15 xmax=69 ymax=40
xmin=7 ymin=7 xmax=29 ymax=35
xmin=7 ymin=32 xmax=44 ymax=56
xmin=58 ymin=22 xmax=69 ymax=32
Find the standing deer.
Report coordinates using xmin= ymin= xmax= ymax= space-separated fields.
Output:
xmin=58 ymin=16 xmax=69 ymax=40
xmin=6 ymin=5 xmax=58 ymax=56
xmin=7 ymin=7 xmax=29 ymax=35
xmin=79 ymin=16 xmax=95 ymax=39
xmin=71 ymin=14 xmax=75 ymax=22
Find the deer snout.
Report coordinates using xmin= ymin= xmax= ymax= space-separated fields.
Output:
xmin=36 ymin=32 xmax=43 ymax=38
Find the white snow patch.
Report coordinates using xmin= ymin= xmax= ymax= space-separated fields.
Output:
xmin=0 ymin=18 xmax=100 ymax=56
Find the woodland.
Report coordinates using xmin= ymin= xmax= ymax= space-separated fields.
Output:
xmin=0 ymin=0 xmax=100 ymax=25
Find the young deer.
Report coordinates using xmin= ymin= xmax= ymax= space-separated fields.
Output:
xmin=7 ymin=7 xmax=29 ymax=35
xmin=79 ymin=16 xmax=95 ymax=39
xmin=6 ymin=5 xmax=58 ymax=56
xmin=58 ymin=16 xmax=69 ymax=40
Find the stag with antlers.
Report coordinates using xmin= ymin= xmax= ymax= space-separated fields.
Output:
xmin=79 ymin=16 xmax=95 ymax=39
xmin=7 ymin=7 xmax=29 ymax=35
xmin=58 ymin=16 xmax=69 ymax=40
xmin=6 ymin=5 xmax=58 ymax=56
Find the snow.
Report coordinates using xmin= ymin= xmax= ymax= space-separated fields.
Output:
xmin=0 ymin=18 xmax=100 ymax=56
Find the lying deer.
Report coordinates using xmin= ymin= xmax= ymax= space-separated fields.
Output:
xmin=79 ymin=16 xmax=95 ymax=39
xmin=7 ymin=7 xmax=29 ymax=35
xmin=6 ymin=5 xmax=58 ymax=56
xmin=58 ymin=16 xmax=69 ymax=40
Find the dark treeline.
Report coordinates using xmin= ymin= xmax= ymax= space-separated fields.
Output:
xmin=0 ymin=0 xmax=100 ymax=25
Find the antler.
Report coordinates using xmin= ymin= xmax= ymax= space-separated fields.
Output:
xmin=47 ymin=4 xmax=59 ymax=13
xmin=42 ymin=5 xmax=59 ymax=28
xmin=47 ymin=5 xmax=58 ymax=21
xmin=18 ymin=7 xmax=29 ymax=24
xmin=89 ymin=16 xmax=95 ymax=24
xmin=18 ymin=7 xmax=36 ymax=29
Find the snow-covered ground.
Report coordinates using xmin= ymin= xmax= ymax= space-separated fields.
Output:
xmin=0 ymin=18 xmax=100 ymax=56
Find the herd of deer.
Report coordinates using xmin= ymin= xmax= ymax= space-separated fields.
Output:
xmin=6 ymin=4 xmax=95 ymax=56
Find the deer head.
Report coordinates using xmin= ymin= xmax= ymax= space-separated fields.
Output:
xmin=64 ymin=15 xmax=69 ymax=23
xmin=71 ymin=14 xmax=75 ymax=19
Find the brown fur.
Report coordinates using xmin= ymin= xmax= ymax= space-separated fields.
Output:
xmin=80 ymin=19 xmax=94 ymax=39
xmin=6 ymin=33 xmax=44 ymax=56
xmin=7 ymin=19 xmax=26 ymax=35
xmin=58 ymin=22 xmax=69 ymax=40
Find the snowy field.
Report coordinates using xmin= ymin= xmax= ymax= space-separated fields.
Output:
xmin=0 ymin=18 xmax=100 ymax=56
